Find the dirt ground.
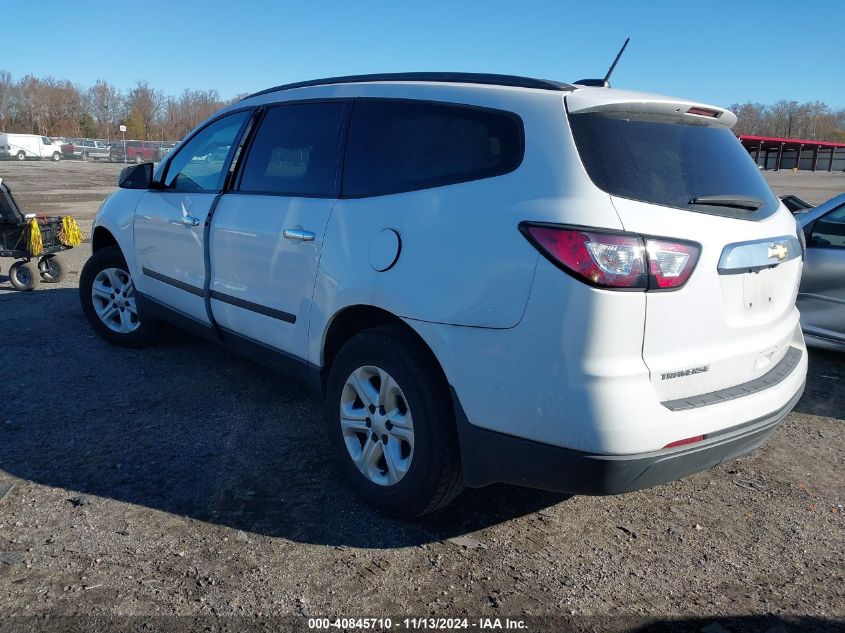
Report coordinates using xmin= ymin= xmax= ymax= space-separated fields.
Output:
xmin=0 ymin=160 xmax=843 ymax=632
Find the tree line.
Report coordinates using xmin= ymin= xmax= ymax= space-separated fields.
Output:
xmin=0 ymin=70 xmax=240 ymax=142
xmin=730 ymin=100 xmax=845 ymax=141
xmin=3 ymin=69 xmax=844 ymax=144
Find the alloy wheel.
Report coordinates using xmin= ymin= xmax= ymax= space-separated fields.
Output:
xmin=91 ymin=267 xmax=140 ymax=334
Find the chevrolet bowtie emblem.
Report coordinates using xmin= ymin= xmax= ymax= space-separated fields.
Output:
xmin=768 ymin=242 xmax=789 ymax=261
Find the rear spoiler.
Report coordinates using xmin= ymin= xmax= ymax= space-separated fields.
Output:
xmin=566 ymin=90 xmax=736 ymax=129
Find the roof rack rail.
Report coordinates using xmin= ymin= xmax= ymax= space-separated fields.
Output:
xmin=241 ymin=72 xmax=575 ymax=100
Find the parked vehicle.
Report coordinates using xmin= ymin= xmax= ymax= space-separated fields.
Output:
xmin=0 ymin=133 xmax=62 ymax=161
xmin=61 ymin=139 xmax=111 ymax=161
xmin=158 ymin=143 xmax=178 ymax=160
xmin=79 ymin=72 xmax=808 ymax=517
xmin=109 ymin=140 xmax=158 ymax=163
xmin=796 ymin=193 xmax=845 ymax=351
xmin=780 ymin=194 xmax=814 ymax=214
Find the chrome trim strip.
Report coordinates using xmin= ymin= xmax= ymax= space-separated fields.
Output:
xmin=717 ymin=235 xmax=802 ymax=274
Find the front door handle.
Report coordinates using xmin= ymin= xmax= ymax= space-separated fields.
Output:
xmin=283 ymin=228 xmax=315 ymax=242
xmin=170 ymin=215 xmax=200 ymax=227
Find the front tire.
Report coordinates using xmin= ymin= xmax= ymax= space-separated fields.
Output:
xmin=52 ymin=152 xmax=61 ymax=162
xmin=8 ymin=261 xmax=39 ymax=291
xmin=79 ymin=246 xmax=157 ymax=347
xmin=326 ymin=326 xmax=464 ymax=517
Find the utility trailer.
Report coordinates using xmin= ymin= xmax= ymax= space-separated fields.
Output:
xmin=0 ymin=178 xmax=75 ymax=291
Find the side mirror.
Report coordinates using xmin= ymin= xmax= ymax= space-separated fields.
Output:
xmin=118 ymin=162 xmax=153 ymax=189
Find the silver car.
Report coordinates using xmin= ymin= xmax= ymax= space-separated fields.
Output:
xmin=797 ymin=193 xmax=845 ymax=351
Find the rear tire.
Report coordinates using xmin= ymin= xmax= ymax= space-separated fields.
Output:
xmin=325 ymin=325 xmax=464 ymax=517
xmin=79 ymin=245 xmax=158 ymax=347
xmin=81 ymin=152 xmax=89 ymax=161
xmin=9 ymin=261 xmax=39 ymax=291
xmin=16 ymin=151 xmax=25 ymax=161
xmin=38 ymin=255 xmax=66 ymax=283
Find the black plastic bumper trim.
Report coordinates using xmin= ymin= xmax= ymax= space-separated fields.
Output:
xmin=141 ymin=267 xmax=203 ymax=296
xmin=209 ymin=290 xmax=296 ymax=324
xmin=453 ymin=381 xmax=804 ymax=495
xmin=141 ymin=266 xmax=296 ymax=324
xmin=661 ymin=346 xmax=803 ymax=411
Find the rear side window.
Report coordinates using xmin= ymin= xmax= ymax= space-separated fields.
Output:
xmin=568 ymin=112 xmax=779 ymax=219
xmin=238 ymin=102 xmax=347 ymax=196
xmin=810 ymin=204 xmax=845 ymax=248
xmin=343 ymin=100 xmax=523 ymax=197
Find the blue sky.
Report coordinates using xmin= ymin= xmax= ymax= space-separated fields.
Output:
xmin=5 ymin=0 xmax=844 ymax=108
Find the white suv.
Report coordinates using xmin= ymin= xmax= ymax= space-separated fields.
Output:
xmin=80 ymin=73 xmax=807 ymax=517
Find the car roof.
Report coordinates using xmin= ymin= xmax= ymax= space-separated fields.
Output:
xmin=242 ymin=72 xmax=575 ymax=100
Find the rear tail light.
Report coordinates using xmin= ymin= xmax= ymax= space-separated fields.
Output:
xmin=647 ymin=239 xmax=700 ymax=289
xmin=520 ymin=223 xmax=700 ymax=291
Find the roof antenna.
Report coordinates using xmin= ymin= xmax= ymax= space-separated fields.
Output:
xmin=575 ymin=37 xmax=630 ymax=88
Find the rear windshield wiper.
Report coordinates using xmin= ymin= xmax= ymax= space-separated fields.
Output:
xmin=689 ymin=195 xmax=763 ymax=211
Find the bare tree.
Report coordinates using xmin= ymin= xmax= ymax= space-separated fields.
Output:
xmin=0 ymin=70 xmax=14 ymax=131
xmin=731 ymin=100 xmax=845 ymax=142
xmin=88 ymin=80 xmax=123 ymax=141
xmin=729 ymin=102 xmax=767 ymax=136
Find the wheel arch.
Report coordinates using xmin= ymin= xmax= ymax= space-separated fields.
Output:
xmin=92 ymin=226 xmax=119 ymax=253
xmin=320 ymin=305 xmax=448 ymax=392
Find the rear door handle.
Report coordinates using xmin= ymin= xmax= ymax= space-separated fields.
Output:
xmin=283 ymin=228 xmax=315 ymax=242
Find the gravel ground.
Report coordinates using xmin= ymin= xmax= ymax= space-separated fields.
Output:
xmin=0 ymin=161 xmax=843 ymax=632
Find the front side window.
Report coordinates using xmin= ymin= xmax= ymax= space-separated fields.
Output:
xmin=163 ymin=110 xmax=250 ymax=192
xmin=342 ymin=100 xmax=523 ymax=197
xmin=238 ymin=102 xmax=348 ymax=196
xmin=810 ymin=204 xmax=845 ymax=248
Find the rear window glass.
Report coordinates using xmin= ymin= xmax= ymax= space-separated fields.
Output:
xmin=343 ymin=100 xmax=523 ymax=197
xmin=568 ymin=112 xmax=779 ymax=219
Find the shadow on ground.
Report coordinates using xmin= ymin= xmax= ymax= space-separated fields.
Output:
xmin=0 ymin=286 xmax=569 ymax=548
xmin=793 ymin=347 xmax=844 ymax=421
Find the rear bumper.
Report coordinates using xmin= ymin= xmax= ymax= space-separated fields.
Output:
xmin=454 ymin=381 xmax=804 ymax=495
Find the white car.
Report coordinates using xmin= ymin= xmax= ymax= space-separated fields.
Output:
xmin=79 ymin=73 xmax=808 ymax=516
xmin=0 ymin=133 xmax=62 ymax=161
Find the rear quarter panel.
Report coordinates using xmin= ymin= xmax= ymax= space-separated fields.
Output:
xmin=302 ymin=83 xmax=623 ymax=367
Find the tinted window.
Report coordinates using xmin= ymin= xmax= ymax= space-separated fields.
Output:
xmin=343 ymin=100 xmax=523 ymax=197
xmin=163 ymin=111 xmax=249 ymax=192
xmin=568 ymin=112 xmax=779 ymax=219
xmin=238 ymin=102 xmax=347 ymax=196
xmin=810 ymin=204 xmax=845 ymax=248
